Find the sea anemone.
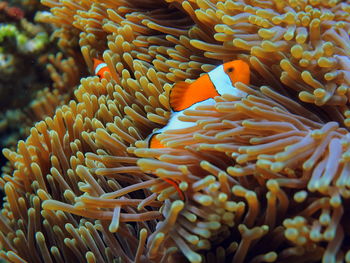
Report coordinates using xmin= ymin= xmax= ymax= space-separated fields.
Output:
xmin=1 ymin=0 xmax=350 ymax=262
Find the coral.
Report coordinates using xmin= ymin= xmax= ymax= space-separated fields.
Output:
xmin=0 ymin=0 xmax=350 ymax=263
xmin=0 ymin=0 xmax=51 ymax=134
xmin=0 ymin=0 xmax=84 ymax=154
xmin=0 ymin=52 xmax=14 ymax=75
xmin=0 ymin=23 xmax=49 ymax=54
xmin=0 ymin=1 xmax=24 ymax=21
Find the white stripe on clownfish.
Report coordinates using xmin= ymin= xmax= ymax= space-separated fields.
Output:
xmin=155 ymin=98 xmax=216 ymax=134
xmin=94 ymin=62 xmax=107 ymax=75
xmin=208 ymin=64 xmax=247 ymax=97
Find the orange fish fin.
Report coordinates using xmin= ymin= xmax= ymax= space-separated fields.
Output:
xmin=170 ymin=75 xmax=219 ymax=112
xmin=149 ymin=133 xmax=166 ymax=149
xmin=169 ymin=81 xmax=192 ymax=112
xmin=93 ymin=58 xmax=103 ymax=70
xmin=162 ymin=178 xmax=185 ymax=201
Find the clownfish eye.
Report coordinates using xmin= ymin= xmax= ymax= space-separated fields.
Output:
xmin=226 ymin=67 xmax=234 ymax=73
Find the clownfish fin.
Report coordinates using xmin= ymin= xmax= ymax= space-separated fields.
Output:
xmin=149 ymin=133 xmax=166 ymax=149
xmin=170 ymin=75 xmax=219 ymax=112
xmin=169 ymin=81 xmax=191 ymax=112
xmin=93 ymin=58 xmax=103 ymax=70
xmin=162 ymin=178 xmax=185 ymax=201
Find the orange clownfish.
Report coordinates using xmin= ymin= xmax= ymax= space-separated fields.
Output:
xmin=148 ymin=60 xmax=250 ymax=148
xmin=93 ymin=58 xmax=110 ymax=79
xmin=147 ymin=60 xmax=250 ymax=201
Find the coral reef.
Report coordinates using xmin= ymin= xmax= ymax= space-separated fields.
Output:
xmin=0 ymin=0 xmax=84 ymax=155
xmin=0 ymin=1 xmax=24 ymax=21
xmin=0 ymin=2 xmax=50 ymax=104
xmin=1 ymin=0 xmax=350 ymax=262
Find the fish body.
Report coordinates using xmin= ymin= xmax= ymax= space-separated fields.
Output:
xmin=93 ymin=58 xmax=110 ymax=79
xmin=149 ymin=60 xmax=250 ymax=148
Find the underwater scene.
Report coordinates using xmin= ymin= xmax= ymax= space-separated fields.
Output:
xmin=0 ymin=0 xmax=350 ymax=262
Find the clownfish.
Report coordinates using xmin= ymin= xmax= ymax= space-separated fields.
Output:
xmin=93 ymin=58 xmax=110 ymax=79
xmin=147 ymin=60 xmax=250 ymax=201
xmin=149 ymin=60 xmax=250 ymax=148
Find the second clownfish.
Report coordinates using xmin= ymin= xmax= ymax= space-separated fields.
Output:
xmin=93 ymin=58 xmax=110 ymax=79
xmin=147 ymin=60 xmax=250 ymax=200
